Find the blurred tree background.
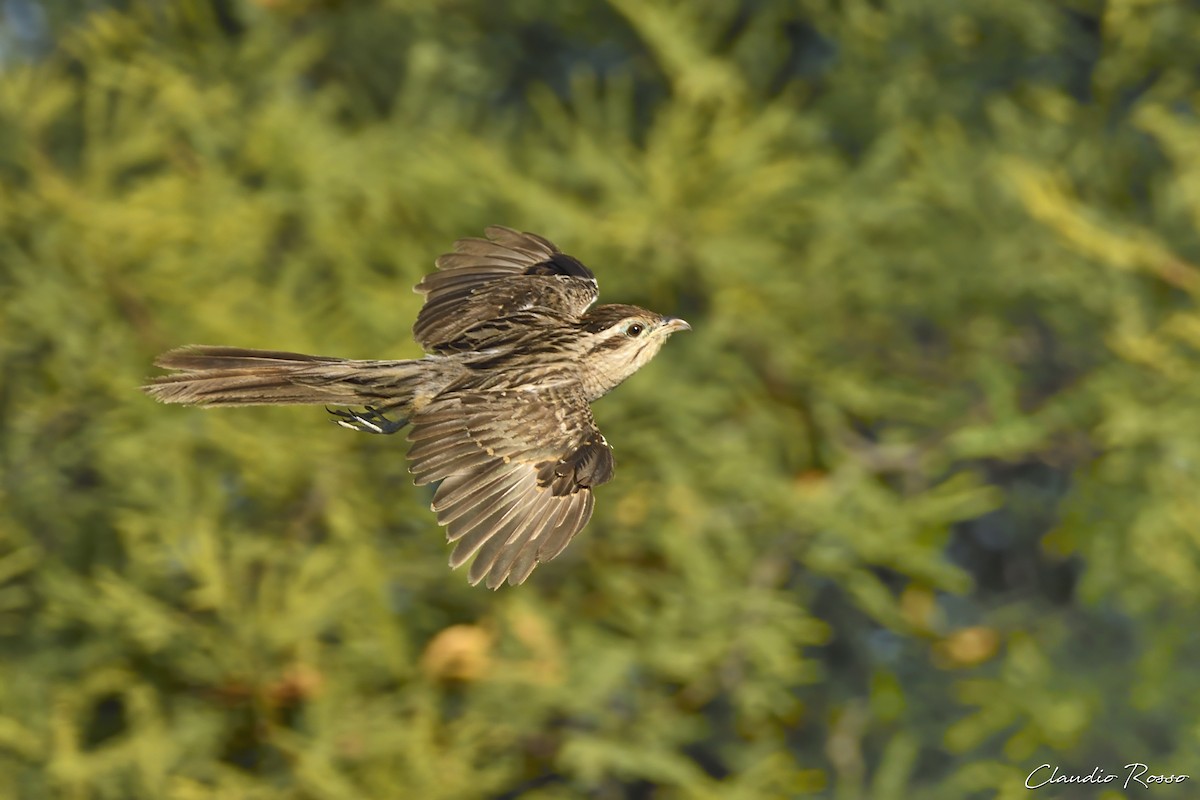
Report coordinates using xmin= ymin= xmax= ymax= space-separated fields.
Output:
xmin=2 ymin=0 xmax=1199 ymax=797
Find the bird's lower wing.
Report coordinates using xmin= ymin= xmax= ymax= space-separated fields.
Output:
xmin=407 ymin=384 xmax=614 ymax=588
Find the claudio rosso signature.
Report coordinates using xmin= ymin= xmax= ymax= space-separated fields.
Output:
xmin=1026 ymin=764 xmax=1189 ymax=790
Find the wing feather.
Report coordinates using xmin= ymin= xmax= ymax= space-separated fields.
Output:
xmin=431 ymin=463 xmax=510 ymax=513
xmin=466 ymin=513 xmax=528 ymax=585
xmin=412 ymin=227 xmax=599 ymax=352
xmin=444 ymin=470 xmax=532 ymax=536
xmin=485 ymin=495 xmax=566 ymax=587
xmin=451 ymin=484 xmax=537 ymax=569
xmin=407 ymin=384 xmax=614 ymax=587
xmin=537 ymin=491 xmax=594 ymax=563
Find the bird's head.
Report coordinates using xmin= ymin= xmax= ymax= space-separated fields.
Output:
xmin=577 ymin=303 xmax=690 ymax=399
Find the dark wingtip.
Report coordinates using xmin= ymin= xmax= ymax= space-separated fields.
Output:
xmin=523 ymin=252 xmax=594 ymax=281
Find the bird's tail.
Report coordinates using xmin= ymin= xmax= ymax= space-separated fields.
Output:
xmin=142 ymin=346 xmax=430 ymax=411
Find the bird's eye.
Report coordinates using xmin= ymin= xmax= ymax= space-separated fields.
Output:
xmin=625 ymin=323 xmax=645 ymax=337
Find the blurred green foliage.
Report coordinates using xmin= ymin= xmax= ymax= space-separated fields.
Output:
xmin=2 ymin=0 xmax=1200 ymax=797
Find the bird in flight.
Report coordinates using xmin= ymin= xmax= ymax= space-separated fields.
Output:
xmin=143 ymin=227 xmax=690 ymax=588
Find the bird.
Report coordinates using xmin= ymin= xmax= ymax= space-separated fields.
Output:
xmin=143 ymin=226 xmax=690 ymax=588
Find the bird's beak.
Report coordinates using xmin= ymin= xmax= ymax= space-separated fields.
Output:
xmin=661 ymin=317 xmax=691 ymax=333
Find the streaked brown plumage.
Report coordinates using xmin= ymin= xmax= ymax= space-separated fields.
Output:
xmin=143 ymin=227 xmax=689 ymax=588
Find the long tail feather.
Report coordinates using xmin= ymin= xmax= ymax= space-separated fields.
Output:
xmin=142 ymin=346 xmax=425 ymax=408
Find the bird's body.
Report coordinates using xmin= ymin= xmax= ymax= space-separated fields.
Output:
xmin=144 ymin=227 xmax=688 ymax=588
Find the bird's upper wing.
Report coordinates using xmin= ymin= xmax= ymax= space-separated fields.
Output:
xmin=406 ymin=380 xmax=614 ymax=588
xmin=413 ymin=226 xmax=599 ymax=352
